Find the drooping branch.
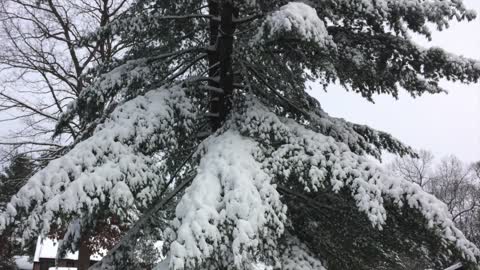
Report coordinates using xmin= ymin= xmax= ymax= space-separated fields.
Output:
xmin=90 ymin=170 xmax=196 ymax=270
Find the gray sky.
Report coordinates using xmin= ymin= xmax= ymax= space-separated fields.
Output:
xmin=310 ymin=0 xmax=480 ymax=163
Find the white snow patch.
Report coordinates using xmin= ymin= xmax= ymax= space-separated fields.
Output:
xmin=14 ymin=255 xmax=33 ymax=270
xmin=169 ymin=130 xmax=286 ymax=269
xmin=256 ymin=2 xmax=333 ymax=47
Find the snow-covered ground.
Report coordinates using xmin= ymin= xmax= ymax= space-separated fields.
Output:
xmin=14 ymin=255 xmax=33 ymax=270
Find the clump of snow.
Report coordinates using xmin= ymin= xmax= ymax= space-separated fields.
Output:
xmin=169 ymin=130 xmax=286 ymax=270
xmin=255 ymin=2 xmax=333 ymax=47
xmin=0 ymin=85 xmax=196 ymax=240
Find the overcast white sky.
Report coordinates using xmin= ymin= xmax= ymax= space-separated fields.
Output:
xmin=310 ymin=0 xmax=480 ymax=163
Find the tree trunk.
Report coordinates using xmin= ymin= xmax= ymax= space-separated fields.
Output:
xmin=209 ymin=0 xmax=236 ymax=131
xmin=208 ymin=0 xmax=221 ymax=131
xmin=207 ymin=4 xmax=236 ymax=268
xmin=78 ymin=237 xmax=91 ymax=270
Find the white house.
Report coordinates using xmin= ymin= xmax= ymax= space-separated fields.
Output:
xmin=32 ymin=237 xmax=102 ymax=270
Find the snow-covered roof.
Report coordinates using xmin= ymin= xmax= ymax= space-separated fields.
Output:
xmin=33 ymin=237 xmax=103 ymax=262
xmin=14 ymin=255 xmax=33 ymax=270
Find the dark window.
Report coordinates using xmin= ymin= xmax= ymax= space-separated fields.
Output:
xmin=67 ymin=261 xmax=74 ymax=267
xmin=40 ymin=261 xmax=48 ymax=270
xmin=40 ymin=260 xmax=55 ymax=270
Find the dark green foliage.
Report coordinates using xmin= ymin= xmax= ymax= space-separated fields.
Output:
xmin=0 ymin=154 xmax=34 ymax=209
xmin=0 ymin=154 xmax=35 ymax=267
xmin=284 ymin=185 xmax=463 ymax=270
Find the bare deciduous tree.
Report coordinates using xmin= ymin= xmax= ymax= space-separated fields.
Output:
xmin=389 ymin=151 xmax=480 ymax=246
xmin=388 ymin=149 xmax=434 ymax=188
xmin=0 ymin=0 xmax=131 ymax=162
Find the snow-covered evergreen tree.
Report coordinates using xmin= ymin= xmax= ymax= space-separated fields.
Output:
xmin=0 ymin=154 xmax=34 ymax=209
xmin=0 ymin=154 xmax=35 ymax=269
xmin=2 ymin=0 xmax=480 ymax=269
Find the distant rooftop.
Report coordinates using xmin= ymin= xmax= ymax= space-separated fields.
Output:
xmin=33 ymin=237 xmax=103 ymax=262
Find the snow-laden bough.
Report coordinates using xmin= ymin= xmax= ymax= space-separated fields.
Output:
xmin=170 ymin=130 xmax=286 ymax=269
xmin=0 ymin=86 xmax=196 ymax=240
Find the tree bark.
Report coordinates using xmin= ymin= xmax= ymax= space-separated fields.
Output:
xmin=209 ymin=0 xmax=236 ymax=131
xmin=208 ymin=0 xmax=221 ymax=131
xmin=78 ymin=237 xmax=91 ymax=270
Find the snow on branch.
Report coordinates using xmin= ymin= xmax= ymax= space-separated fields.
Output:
xmin=314 ymin=0 xmax=476 ymax=38
xmin=234 ymin=97 xmax=480 ymax=263
xmin=169 ymin=130 xmax=286 ymax=269
xmin=0 ymin=86 xmax=196 ymax=240
xmin=255 ymin=2 xmax=334 ymax=47
xmin=308 ymin=107 xmax=417 ymax=159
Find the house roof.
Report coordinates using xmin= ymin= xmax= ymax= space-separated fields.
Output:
xmin=33 ymin=237 xmax=103 ymax=262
